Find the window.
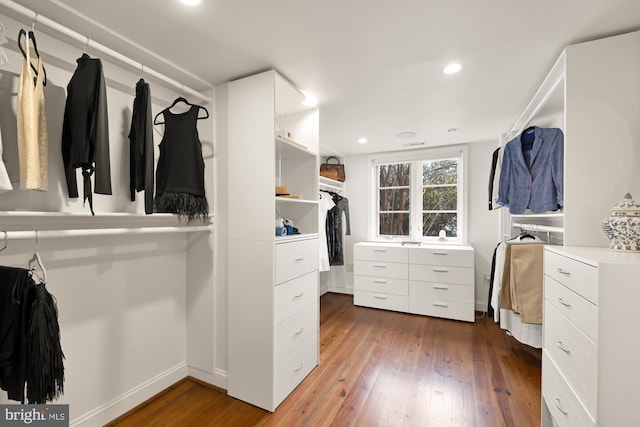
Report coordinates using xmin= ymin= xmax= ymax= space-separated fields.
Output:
xmin=372 ymin=147 xmax=467 ymax=243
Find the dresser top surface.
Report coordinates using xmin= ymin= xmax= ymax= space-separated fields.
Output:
xmin=546 ymin=245 xmax=640 ymax=266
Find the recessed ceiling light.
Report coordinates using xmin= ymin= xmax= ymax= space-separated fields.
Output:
xmin=179 ymin=0 xmax=202 ymax=6
xmin=443 ymin=63 xmax=462 ymax=74
xmin=395 ymin=131 xmax=417 ymax=139
xmin=302 ymin=94 xmax=318 ymax=107
xmin=358 ymin=137 xmax=368 ymax=144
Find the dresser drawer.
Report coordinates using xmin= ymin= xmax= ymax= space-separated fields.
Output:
xmin=409 ymin=280 xmax=474 ymax=303
xmin=355 ymin=260 xmax=408 ymax=280
xmin=275 ymin=271 xmax=318 ymax=325
xmin=354 ymin=243 xmax=408 ymax=263
xmin=275 ymin=238 xmax=318 ymax=284
xmin=409 ymin=264 xmax=473 ymax=285
xmin=275 ymin=303 xmax=317 ymax=366
xmin=409 ymin=246 xmax=474 ymax=267
xmin=544 ymin=250 xmax=598 ymax=305
xmin=542 ymin=352 xmax=596 ymax=427
xmin=275 ymin=338 xmax=318 ymax=408
xmin=545 ymin=276 xmax=598 ymax=342
xmin=354 ymin=275 xmax=408 ymax=296
xmin=354 ymin=290 xmax=408 ymax=312
xmin=408 ymin=297 xmax=474 ymax=322
xmin=544 ymin=302 xmax=597 ymax=415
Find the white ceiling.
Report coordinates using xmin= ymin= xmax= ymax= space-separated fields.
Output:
xmin=5 ymin=0 xmax=640 ymax=156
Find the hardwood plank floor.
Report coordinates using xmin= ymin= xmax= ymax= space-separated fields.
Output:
xmin=109 ymin=293 xmax=541 ymax=427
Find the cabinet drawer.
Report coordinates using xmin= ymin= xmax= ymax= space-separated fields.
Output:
xmin=355 ymin=260 xmax=408 ymax=280
xmin=545 ymin=276 xmax=598 ymax=342
xmin=542 ymin=352 xmax=596 ymax=427
xmin=544 ymin=302 xmax=597 ymax=415
xmin=544 ymin=250 xmax=598 ymax=305
xmin=354 ymin=244 xmax=408 ymax=263
xmin=275 ymin=271 xmax=318 ymax=325
xmin=276 ymin=238 xmax=318 ymax=284
xmin=408 ymin=297 xmax=474 ymax=322
xmin=409 ymin=280 xmax=474 ymax=303
xmin=275 ymin=338 xmax=318 ymax=408
xmin=275 ymin=303 xmax=317 ymax=366
xmin=354 ymin=290 xmax=408 ymax=312
xmin=409 ymin=264 xmax=473 ymax=285
xmin=354 ymin=275 xmax=408 ymax=295
xmin=409 ymin=246 xmax=474 ymax=267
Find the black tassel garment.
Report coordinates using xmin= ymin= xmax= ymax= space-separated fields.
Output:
xmin=155 ymin=191 xmax=209 ymax=223
xmin=25 ymin=284 xmax=65 ymax=404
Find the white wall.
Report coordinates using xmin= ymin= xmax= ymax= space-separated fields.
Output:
xmin=0 ymin=14 xmax=215 ymax=426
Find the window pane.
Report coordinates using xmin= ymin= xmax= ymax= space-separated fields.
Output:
xmin=423 ymin=160 xmax=457 ymax=185
xmin=423 ymin=213 xmax=458 ymax=237
xmin=423 ymin=187 xmax=457 ymax=210
xmin=379 ymin=163 xmax=411 ymax=187
xmin=379 ymin=212 xmax=410 ymax=236
xmin=380 ymin=188 xmax=410 ymax=211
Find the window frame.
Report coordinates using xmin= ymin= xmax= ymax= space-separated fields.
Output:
xmin=369 ymin=145 xmax=468 ymax=244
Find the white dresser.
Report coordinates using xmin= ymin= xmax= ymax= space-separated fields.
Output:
xmin=354 ymin=242 xmax=475 ymax=322
xmin=542 ymin=246 xmax=640 ymax=427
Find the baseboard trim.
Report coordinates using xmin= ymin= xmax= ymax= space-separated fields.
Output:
xmin=72 ymin=362 xmax=188 ymax=427
xmin=475 ymin=300 xmax=488 ymax=312
xmin=327 ymin=286 xmax=353 ymax=295
xmin=187 ymin=366 xmax=228 ymax=390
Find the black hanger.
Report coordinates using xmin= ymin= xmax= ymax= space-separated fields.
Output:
xmin=517 ymin=230 xmax=535 ymax=240
xmin=153 ymin=96 xmax=210 ymax=125
xmin=17 ymin=29 xmax=47 ymax=86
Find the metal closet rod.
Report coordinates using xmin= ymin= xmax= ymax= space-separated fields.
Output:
xmin=512 ymin=222 xmax=564 ymax=234
xmin=0 ymin=0 xmax=211 ymax=103
xmin=1 ymin=225 xmax=212 ymax=241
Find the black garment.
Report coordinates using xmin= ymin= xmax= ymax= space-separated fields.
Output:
xmin=0 ymin=266 xmax=35 ymax=403
xmin=61 ymin=53 xmax=112 ymax=215
xmin=488 ymin=146 xmax=501 ymax=210
xmin=154 ymin=105 xmax=208 ymax=221
xmin=326 ymin=194 xmax=351 ymax=266
xmin=129 ymin=79 xmax=154 ymax=214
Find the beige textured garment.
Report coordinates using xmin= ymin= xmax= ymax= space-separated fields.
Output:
xmin=17 ymin=31 xmax=48 ymax=191
xmin=499 ymin=242 xmax=543 ymax=324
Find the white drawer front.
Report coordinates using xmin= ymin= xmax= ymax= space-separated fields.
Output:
xmin=354 ymin=243 xmax=408 ymax=263
xmin=355 ymin=260 xmax=408 ymax=280
xmin=275 ymin=303 xmax=317 ymax=366
xmin=408 ymin=297 xmax=475 ymax=322
xmin=409 ymin=246 xmax=474 ymax=267
xmin=276 ymin=238 xmax=318 ymax=284
xmin=409 ymin=280 xmax=474 ymax=303
xmin=275 ymin=338 xmax=318 ymax=408
xmin=542 ymin=352 xmax=596 ymax=427
xmin=409 ymin=264 xmax=473 ymax=285
xmin=544 ymin=302 xmax=597 ymax=415
xmin=545 ymin=276 xmax=598 ymax=342
xmin=354 ymin=290 xmax=408 ymax=312
xmin=275 ymin=271 xmax=318 ymax=325
xmin=354 ymin=275 xmax=408 ymax=296
xmin=544 ymin=250 xmax=598 ymax=305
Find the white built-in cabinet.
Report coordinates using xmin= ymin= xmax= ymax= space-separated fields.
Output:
xmin=354 ymin=242 xmax=475 ymax=322
xmin=227 ymin=70 xmax=320 ymax=411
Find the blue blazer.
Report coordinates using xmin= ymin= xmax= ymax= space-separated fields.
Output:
xmin=497 ymin=127 xmax=564 ymax=214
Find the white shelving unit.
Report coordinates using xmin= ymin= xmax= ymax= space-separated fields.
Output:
xmin=227 ymin=70 xmax=320 ymax=412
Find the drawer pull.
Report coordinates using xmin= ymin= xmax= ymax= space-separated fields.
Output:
xmin=433 ymin=269 xmax=449 ymax=273
xmin=294 ymin=362 xmax=305 ymax=372
xmin=432 ymin=252 xmax=449 ymax=255
xmin=373 ymin=280 xmax=388 ymax=284
xmin=433 ymin=302 xmax=449 ymax=308
xmin=433 ymin=285 xmax=449 ymax=290
xmin=557 ymin=268 xmax=571 ymax=275
xmin=373 ymin=264 xmax=388 ymax=268
xmin=373 ymin=295 xmax=388 ymax=300
xmin=373 ymin=249 xmax=388 ymax=252
xmin=557 ymin=297 xmax=571 ymax=307
xmin=554 ymin=398 xmax=568 ymax=415
xmin=294 ymin=258 xmax=305 ymax=262
xmin=556 ymin=341 xmax=571 ymax=354
xmin=294 ymin=327 xmax=305 ymax=335
xmin=294 ymin=292 xmax=305 ymax=299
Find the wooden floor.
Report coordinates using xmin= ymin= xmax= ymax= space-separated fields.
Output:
xmin=110 ymin=293 xmax=541 ymax=427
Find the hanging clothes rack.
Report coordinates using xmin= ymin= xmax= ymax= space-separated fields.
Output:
xmin=0 ymin=0 xmax=212 ymax=103
xmin=0 ymin=225 xmax=211 ymax=241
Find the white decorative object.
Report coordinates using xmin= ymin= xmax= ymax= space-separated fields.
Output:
xmin=601 ymin=193 xmax=640 ymax=252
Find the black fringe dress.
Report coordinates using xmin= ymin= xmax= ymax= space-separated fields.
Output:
xmin=154 ymin=105 xmax=208 ymax=221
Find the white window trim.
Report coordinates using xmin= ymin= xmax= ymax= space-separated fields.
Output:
xmin=368 ymin=145 xmax=469 ymax=245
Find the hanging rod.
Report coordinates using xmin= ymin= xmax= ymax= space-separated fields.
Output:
xmin=512 ymin=222 xmax=564 ymax=234
xmin=0 ymin=0 xmax=211 ymax=103
xmin=1 ymin=225 xmax=211 ymax=241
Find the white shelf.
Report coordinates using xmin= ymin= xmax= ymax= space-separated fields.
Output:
xmin=319 ymin=176 xmax=344 ymax=191
xmin=275 ymin=233 xmax=319 ymax=244
xmin=275 ymin=197 xmax=318 ymax=205
xmin=275 ymin=136 xmax=315 ymax=157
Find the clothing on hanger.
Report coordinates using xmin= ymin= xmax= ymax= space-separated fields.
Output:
xmin=153 ymin=97 xmax=209 ymax=125
xmin=129 ymin=78 xmax=154 ymax=214
xmin=322 ymin=190 xmax=351 ymax=266
xmin=318 ymin=191 xmax=336 ymax=272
